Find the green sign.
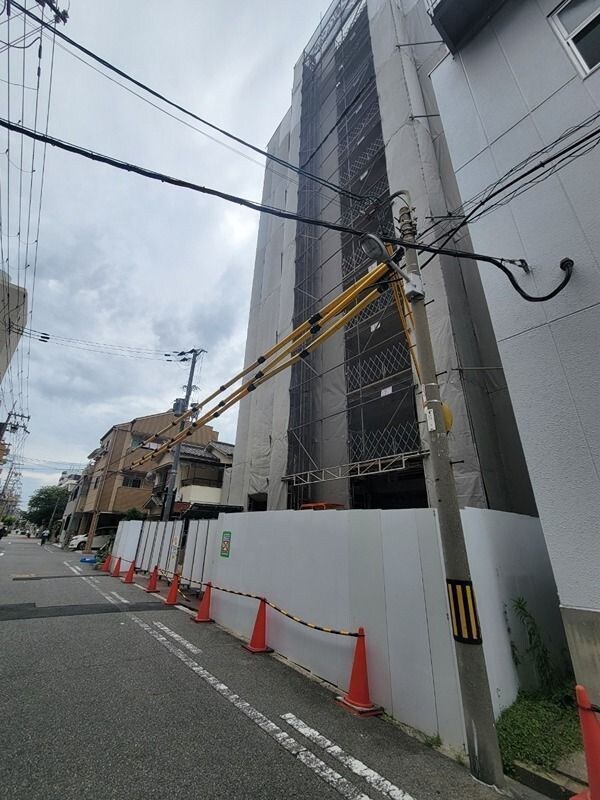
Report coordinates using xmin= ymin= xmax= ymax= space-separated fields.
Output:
xmin=220 ymin=530 xmax=232 ymax=558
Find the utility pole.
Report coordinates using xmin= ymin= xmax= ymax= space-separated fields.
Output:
xmin=392 ymin=194 xmax=504 ymax=786
xmin=46 ymin=491 xmax=63 ymax=541
xmin=161 ymin=348 xmax=204 ymax=522
xmin=360 ymin=194 xmax=505 ymax=785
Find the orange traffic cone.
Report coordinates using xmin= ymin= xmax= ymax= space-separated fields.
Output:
xmin=193 ymin=582 xmax=214 ymax=623
xmin=145 ymin=565 xmax=159 ymax=593
xmin=336 ymin=627 xmax=382 ymax=717
xmin=572 ymin=685 xmax=600 ymax=800
xmin=243 ymin=598 xmax=273 ymax=653
xmin=122 ymin=560 xmax=135 ymax=584
xmin=100 ymin=554 xmax=112 ymax=573
xmin=164 ymin=573 xmax=180 ymax=606
xmin=111 ymin=556 xmax=122 ymax=578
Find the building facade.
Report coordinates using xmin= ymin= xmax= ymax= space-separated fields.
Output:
xmin=0 ymin=268 xmax=26 ymax=385
xmin=61 ymin=410 xmax=218 ymax=544
xmin=143 ymin=439 xmax=235 ymax=519
xmin=425 ymin=0 xmax=600 ymax=702
xmin=229 ymin=0 xmax=535 ymax=521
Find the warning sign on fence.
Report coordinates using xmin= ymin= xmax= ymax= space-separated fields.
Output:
xmin=220 ymin=531 xmax=232 ymax=558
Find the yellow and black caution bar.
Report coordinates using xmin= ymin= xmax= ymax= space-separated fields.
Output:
xmin=446 ymin=579 xmax=482 ymax=644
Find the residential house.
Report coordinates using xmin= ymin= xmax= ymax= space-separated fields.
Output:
xmin=144 ymin=440 xmax=235 ymax=519
xmin=63 ymin=409 xmax=218 ymax=546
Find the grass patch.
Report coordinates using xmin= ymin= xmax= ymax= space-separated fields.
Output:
xmin=497 ymin=688 xmax=581 ymax=773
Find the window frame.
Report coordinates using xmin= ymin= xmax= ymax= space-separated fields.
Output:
xmin=550 ymin=0 xmax=600 ymax=77
xmin=122 ymin=473 xmax=143 ymax=489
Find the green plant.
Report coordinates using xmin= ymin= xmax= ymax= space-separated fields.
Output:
xmin=423 ymin=733 xmax=442 ymax=749
xmin=497 ymin=688 xmax=581 ymax=773
xmin=513 ymin=596 xmax=557 ymax=694
xmin=122 ymin=507 xmax=146 ymax=520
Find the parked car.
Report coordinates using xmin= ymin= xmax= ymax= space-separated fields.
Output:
xmin=67 ymin=533 xmax=112 ymax=551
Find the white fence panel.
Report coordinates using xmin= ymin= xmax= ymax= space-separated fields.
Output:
xmin=166 ymin=521 xmax=183 ymax=577
xmin=200 ymin=507 xmax=563 ymax=753
xmin=181 ymin=520 xmax=209 ymax=587
xmin=155 ymin=522 xmax=171 ymax=573
xmin=112 ymin=521 xmax=142 ymax=569
xmin=135 ymin=521 xmax=152 ymax=571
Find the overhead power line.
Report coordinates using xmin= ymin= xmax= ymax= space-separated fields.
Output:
xmin=8 ymin=1 xmax=366 ymax=204
xmin=15 ymin=323 xmax=189 ymax=355
xmin=0 ymin=116 xmax=575 ymax=304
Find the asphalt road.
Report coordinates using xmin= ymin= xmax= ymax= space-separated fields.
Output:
xmin=0 ymin=536 xmax=542 ymax=800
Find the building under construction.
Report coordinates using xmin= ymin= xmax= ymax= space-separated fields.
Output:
xmin=229 ymin=0 xmax=535 ymax=514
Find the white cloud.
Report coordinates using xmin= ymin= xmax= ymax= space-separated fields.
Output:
xmin=1 ymin=0 xmax=332 ymax=505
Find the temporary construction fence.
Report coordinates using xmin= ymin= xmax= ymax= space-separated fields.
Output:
xmin=110 ymin=507 xmax=567 ymax=753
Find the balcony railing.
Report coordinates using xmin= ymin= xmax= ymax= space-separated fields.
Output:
xmin=181 ymin=477 xmax=222 ymax=488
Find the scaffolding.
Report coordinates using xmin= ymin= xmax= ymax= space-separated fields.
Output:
xmin=287 ymin=1 xmax=424 ymax=509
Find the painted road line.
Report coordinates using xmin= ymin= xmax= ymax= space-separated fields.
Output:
xmin=282 ymin=714 xmax=415 ymax=800
xmin=80 ymin=576 xmax=118 ymax=605
xmin=110 ymin=591 xmax=130 ymax=605
xmin=129 ymin=614 xmax=372 ymax=800
xmin=152 ymin=621 xmax=202 ymax=654
xmin=175 ymin=604 xmax=194 ymax=615
xmin=72 ymin=565 xmax=83 ymax=574
xmin=63 ymin=561 xmax=80 ymax=575
xmin=0 ymin=553 xmax=4 ymax=557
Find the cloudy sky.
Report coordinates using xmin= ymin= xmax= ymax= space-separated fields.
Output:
xmin=1 ymin=0 xmax=331 ymax=504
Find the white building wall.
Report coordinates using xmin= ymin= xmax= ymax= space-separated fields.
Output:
xmin=429 ymin=0 xmax=600 ymax=701
xmin=178 ymin=485 xmax=222 ymax=505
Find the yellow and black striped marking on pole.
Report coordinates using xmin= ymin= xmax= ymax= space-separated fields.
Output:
xmin=446 ymin=579 xmax=481 ymax=644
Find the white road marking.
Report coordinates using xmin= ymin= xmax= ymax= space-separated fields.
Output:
xmin=81 ymin=576 xmax=118 ymax=605
xmin=129 ymin=614 xmax=372 ymax=800
xmin=175 ymin=604 xmax=194 ymax=615
xmin=72 ymin=564 xmax=83 ymax=574
xmin=0 ymin=552 xmax=4 ymax=557
xmin=63 ymin=561 xmax=80 ymax=575
xmin=281 ymin=714 xmax=415 ymax=800
xmin=152 ymin=621 xmax=202 ymax=654
xmin=110 ymin=591 xmax=130 ymax=605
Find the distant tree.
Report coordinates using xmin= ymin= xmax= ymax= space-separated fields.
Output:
xmin=122 ymin=508 xmax=146 ymax=521
xmin=22 ymin=486 xmax=70 ymax=528
xmin=1 ymin=515 xmax=17 ymax=526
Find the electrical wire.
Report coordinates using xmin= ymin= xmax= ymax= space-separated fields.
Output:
xmin=0 ymin=117 xmax=574 ymax=303
xmin=16 ymin=324 xmax=187 ymax=355
xmin=9 ymin=1 xmax=366 ymax=204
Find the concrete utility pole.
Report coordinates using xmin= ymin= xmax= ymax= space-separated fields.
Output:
xmin=391 ymin=195 xmax=504 ymax=786
xmin=161 ymin=348 xmax=204 ymax=521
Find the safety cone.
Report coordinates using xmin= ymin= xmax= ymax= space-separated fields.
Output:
xmin=100 ymin=554 xmax=112 ymax=573
xmin=122 ymin=560 xmax=136 ymax=584
xmin=336 ymin=627 xmax=382 ymax=717
xmin=110 ymin=556 xmax=122 ymax=578
xmin=145 ymin=565 xmax=159 ymax=593
xmin=164 ymin=573 xmax=180 ymax=606
xmin=193 ymin=582 xmax=214 ymax=623
xmin=243 ymin=598 xmax=273 ymax=653
xmin=571 ymin=685 xmax=600 ymax=800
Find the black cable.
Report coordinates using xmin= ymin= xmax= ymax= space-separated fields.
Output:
xmin=416 ymin=121 xmax=600 ymax=264
xmin=389 ymin=237 xmax=574 ymax=302
xmin=10 ymin=1 xmax=365 ymax=203
xmin=0 ymin=32 xmax=39 ymax=48
xmin=0 ymin=116 xmax=576 ymax=304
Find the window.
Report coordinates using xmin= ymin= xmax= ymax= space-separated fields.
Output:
xmin=123 ymin=474 xmax=142 ymax=488
xmin=93 ymin=476 xmax=101 ymax=489
xmin=551 ymin=0 xmax=600 ymax=74
xmin=130 ymin=433 xmax=146 ymax=449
